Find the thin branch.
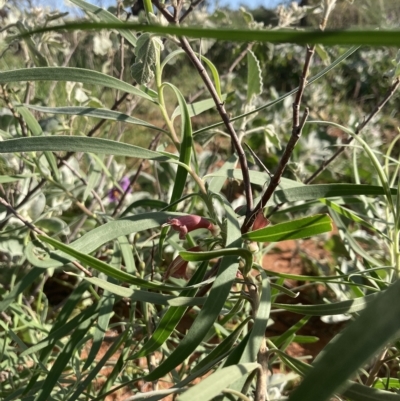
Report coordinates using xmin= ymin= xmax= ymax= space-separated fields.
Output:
xmin=152 ymin=0 xmax=253 ymax=216
xmin=61 ymin=160 xmax=106 ymax=213
xmin=0 ymin=196 xmax=92 ymax=276
xmin=255 ymin=338 xmax=269 ymax=401
xmin=11 ymin=93 xmax=129 ymax=212
xmin=0 ymin=196 xmax=46 ymax=236
xmin=244 ymin=142 xmax=272 ymax=177
xmin=228 ymin=42 xmax=254 ymax=74
xmin=179 ymin=0 xmax=205 ymax=23
xmin=0 ymin=23 xmax=18 ymax=33
xmin=112 ymin=132 xmax=162 ymax=217
xmin=0 ymin=85 xmax=28 ymax=137
xmin=305 ymin=76 xmax=400 ymax=184
xmin=365 ymin=348 xmax=388 ymax=387
xmin=242 ymin=45 xmax=315 ymax=233
xmin=152 ymin=0 xmax=174 ymax=21
xmin=180 ymin=36 xmax=254 ymax=214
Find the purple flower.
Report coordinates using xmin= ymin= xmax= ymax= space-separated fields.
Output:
xmin=108 ymin=176 xmax=131 ymax=202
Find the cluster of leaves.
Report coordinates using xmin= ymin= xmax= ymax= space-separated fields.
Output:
xmin=0 ymin=0 xmax=400 ymax=400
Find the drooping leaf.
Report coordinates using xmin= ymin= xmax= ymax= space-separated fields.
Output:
xmin=35 ymin=235 xmax=210 ymax=293
xmin=0 ymin=67 xmax=154 ymax=102
xmin=78 ymin=275 xmax=206 ymax=306
xmin=26 ymin=212 xmax=187 ymax=269
xmin=23 ymin=105 xmax=166 ymax=132
xmin=69 ymin=0 xmax=137 ymax=47
xmin=0 ymin=136 xmax=167 ymax=160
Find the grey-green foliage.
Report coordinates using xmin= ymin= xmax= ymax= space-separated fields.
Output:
xmin=131 ymin=33 xmax=163 ymax=85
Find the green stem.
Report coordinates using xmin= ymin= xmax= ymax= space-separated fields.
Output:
xmin=142 ymin=0 xmax=153 ymax=17
xmin=154 ymin=49 xmax=180 ymax=148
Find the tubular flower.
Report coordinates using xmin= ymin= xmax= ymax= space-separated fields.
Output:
xmin=163 ymin=215 xmax=218 ymax=240
xmin=164 ymin=246 xmax=201 ymax=280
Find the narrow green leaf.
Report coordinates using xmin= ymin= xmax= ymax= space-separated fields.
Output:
xmin=0 ymin=174 xmax=37 ymax=183
xmin=272 ymin=316 xmax=310 ymax=348
xmin=118 ymin=236 xmax=136 ymax=273
xmin=330 ymin=209 xmax=383 ymax=267
xmin=24 ymin=22 xmax=400 ymax=47
xmin=0 ymin=136 xmax=167 ymax=160
xmin=82 ymin=285 xmax=115 ymax=370
xmin=163 ymin=83 xmax=193 ymax=206
xmin=278 ymin=352 xmax=400 ymax=401
xmin=131 ymin=261 xmax=209 ymax=360
xmin=180 ymin=248 xmax=253 ymax=274
xmin=69 ymin=0 xmax=137 ymax=47
xmin=243 ymin=214 xmax=332 ymax=242
xmin=21 ymin=302 xmax=100 ymax=357
xmin=15 ymin=105 xmax=43 ymax=136
xmin=204 ymin=168 xmax=302 ymax=190
xmin=177 ymin=363 xmax=260 ymax=401
xmin=79 ymin=275 xmax=206 ymax=306
xmin=15 ymin=105 xmax=60 ymax=181
xmin=191 ymin=318 xmax=251 ymax=374
xmin=0 ymin=268 xmax=43 ymax=313
xmin=36 ymin=235 xmax=203 ymax=292
xmin=172 ymin=94 xmax=228 ymax=121
xmin=34 ymin=310 xmax=97 ymax=401
xmin=0 ymin=67 xmax=154 ymax=102
xmin=68 ymin=332 xmax=128 ymax=401
xmin=200 ymin=55 xmax=223 ymax=100
xmin=274 ymin=291 xmax=380 ymax=316
xmin=208 ymin=154 xmax=239 ymax=194
xmin=345 ymin=383 xmax=400 ymax=401
xmin=320 ymin=198 xmax=390 ymax=242
xmin=82 ymin=154 xmax=102 ymax=202
xmin=288 ymin=278 xmax=400 ymax=401
xmin=308 ymin=120 xmax=395 ymax=213
xmin=23 ymin=281 xmax=91 ymax=395
xmin=273 ymin=184 xmax=397 ymax=204
xmin=24 ymin=104 xmax=166 ymax=132
xmin=240 ymin=270 xmax=270 ymax=363
xmin=227 ymin=271 xmax=270 ymax=393
xmin=26 ymin=212 xmax=187 ymax=269
xmin=144 ymin=202 xmax=242 ymax=381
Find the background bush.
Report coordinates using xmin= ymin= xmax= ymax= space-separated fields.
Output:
xmin=0 ymin=1 xmax=400 ymax=400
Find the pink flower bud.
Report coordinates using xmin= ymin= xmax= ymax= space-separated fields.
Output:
xmin=163 ymin=215 xmax=217 ymax=240
xmin=252 ymin=210 xmax=270 ymax=231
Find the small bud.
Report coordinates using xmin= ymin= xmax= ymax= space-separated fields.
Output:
xmin=247 ymin=241 xmax=259 ymax=254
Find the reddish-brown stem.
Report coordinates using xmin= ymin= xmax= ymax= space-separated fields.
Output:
xmin=241 ymin=46 xmax=315 ymax=233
